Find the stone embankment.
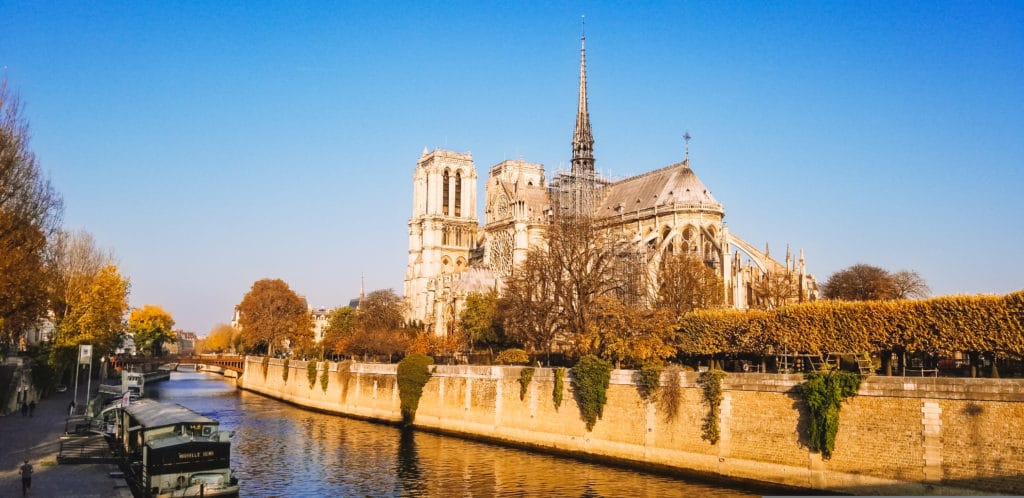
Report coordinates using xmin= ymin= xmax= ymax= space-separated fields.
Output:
xmin=239 ymin=357 xmax=1024 ymax=496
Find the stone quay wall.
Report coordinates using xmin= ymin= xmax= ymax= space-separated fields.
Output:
xmin=238 ymin=357 xmax=1024 ymax=495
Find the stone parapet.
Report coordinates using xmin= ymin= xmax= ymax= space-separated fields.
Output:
xmin=238 ymin=357 xmax=1024 ymax=496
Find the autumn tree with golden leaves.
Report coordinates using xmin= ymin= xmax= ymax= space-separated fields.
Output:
xmin=129 ymin=305 xmax=176 ymax=357
xmin=202 ymin=323 xmax=240 ymax=353
xmin=0 ymin=79 xmax=63 ymax=348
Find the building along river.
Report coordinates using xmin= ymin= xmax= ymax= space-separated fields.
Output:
xmin=149 ymin=371 xmax=797 ymax=497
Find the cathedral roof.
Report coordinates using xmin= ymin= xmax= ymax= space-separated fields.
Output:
xmin=596 ymin=161 xmax=723 ymax=217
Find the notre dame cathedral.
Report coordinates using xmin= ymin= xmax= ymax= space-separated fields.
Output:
xmin=405 ymin=36 xmax=817 ymax=336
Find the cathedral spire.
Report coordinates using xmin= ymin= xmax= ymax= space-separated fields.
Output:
xmin=571 ymin=24 xmax=595 ymax=176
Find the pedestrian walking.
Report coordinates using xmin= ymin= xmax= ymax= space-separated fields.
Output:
xmin=28 ymin=400 xmax=35 ymax=417
xmin=20 ymin=401 xmax=28 ymax=417
xmin=68 ymin=400 xmax=76 ymax=416
xmin=19 ymin=460 xmax=33 ymax=495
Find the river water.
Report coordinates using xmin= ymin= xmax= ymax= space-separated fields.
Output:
xmin=147 ymin=372 xmax=790 ymax=497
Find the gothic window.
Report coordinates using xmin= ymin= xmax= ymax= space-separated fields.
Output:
xmin=455 ymin=171 xmax=462 ymax=217
xmin=442 ymin=227 xmax=448 ymax=245
xmin=442 ymin=170 xmax=450 ymax=216
xmin=492 ymin=230 xmax=514 ymax=280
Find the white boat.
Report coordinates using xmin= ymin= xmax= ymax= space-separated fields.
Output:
xmin=98 ymin=370 xmax=146 ymax=398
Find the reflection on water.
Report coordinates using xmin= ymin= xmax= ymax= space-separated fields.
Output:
xmin=149 ymin=372 xmax=773 ymax=497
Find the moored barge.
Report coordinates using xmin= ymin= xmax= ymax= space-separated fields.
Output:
xmin=114 ymin=399 xmax=238 ymax=497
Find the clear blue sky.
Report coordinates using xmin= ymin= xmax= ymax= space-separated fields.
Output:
xmin=2 ymin=2 xmax=1022 ymax=334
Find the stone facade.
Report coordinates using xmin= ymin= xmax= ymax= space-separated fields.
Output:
xmin=404 ymin=36 xmax=817 ymax=335
xmin=404 ymin=150 xmax=482 ymax=336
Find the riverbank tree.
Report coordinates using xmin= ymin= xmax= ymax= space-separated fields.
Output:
xmin=332 ymin=289 xmax=411 ymax=361
xmin=236 ymin=278 xmax=313 ymax=357
xmin=201 ymin=323 xmax=242 ymax=353
xmin=0 ymin=79 xmax=63 ymax=350
xmin=129 ymin=305 xmax=176 ymax=356
xmin=821 ymin=264 xmax=929 ymax=301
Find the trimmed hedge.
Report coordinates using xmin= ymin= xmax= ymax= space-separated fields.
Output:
xmin=495 ymin=348 xmax=530 ymax=365
xmin=675 ymin=292 xmax=1024 ymax=356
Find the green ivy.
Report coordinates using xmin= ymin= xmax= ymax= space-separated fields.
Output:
xmin=573 ymin=355 xmax=613 ymax=431
xmin=320 ymin=362 xmax=330 ymax=392
xmin=262 ymin=355 xmax=270 ymax=379
xmin=699 ymin=369 xmax=726 ymax=444
xmin=307 ymin=360 xmax=318 ymax=389
xmin=659 ymin=365 xmax=683 ymax=423
xmin=397 ymin=354 xmax=434 ymax=425
xmin=636 ymin=361 xmax=663 ymax=403
xmin=337 ymin=360 xmax=353 ymax=400
xmin=802 ymin=371 xmax=862 ymax=458
xmin=552 ymin=367 xmax=565 ymax=410
xmin=519 ymin=367 xmax=535 ymax=401
xmin=282 ymin=358 xmax=290 ymax=382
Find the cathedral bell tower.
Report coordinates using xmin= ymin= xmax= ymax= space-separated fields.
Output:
xmin=404 ymin=148 xmax=479 ymax=335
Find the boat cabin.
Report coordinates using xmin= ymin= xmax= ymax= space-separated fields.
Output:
xmin=115 ymin=399 xmax=237 ymax=497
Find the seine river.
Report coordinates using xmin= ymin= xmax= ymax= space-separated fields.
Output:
xmin=148 ymin=372 xmax=791 ymax=497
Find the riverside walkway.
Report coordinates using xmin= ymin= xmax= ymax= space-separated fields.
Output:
xmin=0 ymin=387 xmax=130 ymax=497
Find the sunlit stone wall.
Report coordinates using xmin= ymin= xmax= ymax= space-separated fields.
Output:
xmin=239 ymin=357 xmax=1024 ymax=495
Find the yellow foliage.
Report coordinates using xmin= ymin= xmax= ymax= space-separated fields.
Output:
xmin=59 ymin=264 xmax=130 ymax=352
xmin=674 ymin=291 xmax=1024 ymax=356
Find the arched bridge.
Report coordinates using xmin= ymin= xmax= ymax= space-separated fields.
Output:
xmin=178 ymin=355 xmax=246 ymax=373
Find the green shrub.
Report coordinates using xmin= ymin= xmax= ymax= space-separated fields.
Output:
xmin=519 ymin=367 xmax=535 ymax=401
xmin=573 ymin=355 xmax=613 ymax=431
xmin=699 ymin=369 xmax=726 ymax=444
xmin=307 ymin=360 xmax=318 ymax=389
xmin=553 ymin=367 xmax=565 ymax=410
xmin=282 ymin=358 xmax=290 ymax=382
xmin=802 ymin=371 xmax=861 ymax=458
xmin=495 ymin=348 xmax=530 ymax=365
xmin=636 ymin=361 xmax=663 ymax=403
xmin=397 ymin=354 xmax=434 ymax=425
xmin=659 ymin=365 xmax=683 ymax=423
